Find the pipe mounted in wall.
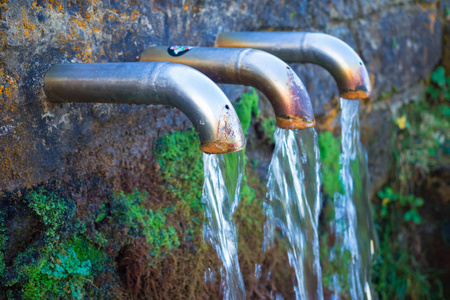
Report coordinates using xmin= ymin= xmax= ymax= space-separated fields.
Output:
xmin=44 ymin=62 xmax=246 ymax=154
xmin=140 ymin=46 xmax=315 ymax=130
xmin=216 ymin=32 xmax=372 ymax=99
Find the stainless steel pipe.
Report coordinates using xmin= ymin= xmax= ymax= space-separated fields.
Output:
xmin=216 ymin=32 xmax=372 ymax=99
xmin=140 ymin=47 xmax=315 ymax=129
xmin=44 ymin=62 xmax=246 ymax=154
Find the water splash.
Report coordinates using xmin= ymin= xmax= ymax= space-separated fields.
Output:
xmin=202 ymin=151 xmax=246 ymax=299
xmin=265 ymin=128 xmax=324 ymax=300
xmin=255 ymin=264 xmax=262 ymax=279
xmin=205 ymin=268 xmax=216 ymax=284
xmin=329 ymin=99 xmax=378 ymax=299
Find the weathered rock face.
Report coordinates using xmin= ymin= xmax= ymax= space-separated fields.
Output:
xmin=0 ymin=0 xmax=443 ymax=192
xmin=443 ymin=1 xmax=450 ymax=73
xmin=0 ymin=0 xmax=446 ymax=298
xmin=358 ymin=5 xmax=441 ymax=99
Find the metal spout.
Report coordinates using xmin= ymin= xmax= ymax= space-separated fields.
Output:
xmin=44 ymin=62 xmax=246 ymax=154
xmin=216 ymin=32 xmax=372 ymax=99
xmin=140 ymin=47 xmax=315 ymax=129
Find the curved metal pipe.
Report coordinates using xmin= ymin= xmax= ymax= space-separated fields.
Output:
xmin=140 ymin=47 xmax=315 ymax=129
xmin=216 ymin=32 xmax=372 ymax=99
xmin=44 ymin=62 xmax=246 ymax=154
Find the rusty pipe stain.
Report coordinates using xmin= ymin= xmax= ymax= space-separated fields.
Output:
xmin=216 ymin=32 xmax=372 ymax=99
xmin=44 ymin=62 xmax=246 ymax=154
xmin=140 ymin=47 xmax=315 ymax=130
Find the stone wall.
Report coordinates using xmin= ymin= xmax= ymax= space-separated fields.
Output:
xmin=0 ymin=0 xmax=443 ymax=192
xmin=0 ymin=0 xmax=446 ymax=298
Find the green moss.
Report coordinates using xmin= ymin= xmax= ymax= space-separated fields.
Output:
xmin=154 ymin=128 xmax=204 ymax=212
xmin=25 ymin=187 xmax=76 ymax=244
xmin=262 ymin=118 xmax=277 ymax=144
xmin=318 ymin=131 xmax=343 ymax=196
xmin=110 ymin=190 xmax=180 ymax=257
xmin=21 ymin=236 xmax=107 ymax=300
xmin=234 ymin=88 xmax=260 ymax=135
xmin=0 ymin=186 xmax=113 ymax=299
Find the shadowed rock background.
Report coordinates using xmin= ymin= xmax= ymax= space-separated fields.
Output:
xmin=0 ymin=0 xmax=448 ymax=299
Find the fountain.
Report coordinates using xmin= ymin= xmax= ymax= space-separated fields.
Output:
xmin=44 ymin=61 xmax=250 ymax=299
xmin=217 ymin=31 xmax=376 ymax=299
xmin=140 ymin=46 xmax=316 ymax=298
xmin=44 ymin=33 xmax=374 ymax=298
xmin=202 ymin=150 xmax=245 ymax=299
xmin=264 ymin=127 xmax=323 ymax=299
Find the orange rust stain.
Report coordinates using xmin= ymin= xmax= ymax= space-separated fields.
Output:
xmin=54 ymin=4 xmax=105 ymax=64
xmin=276 ymin=115 xmax=315 ymax=130
xmin=1 ymin=77 xmax=18 ymax=100
xmin=72 ymin=18 xmax=89 ymax=30
xmin=36 ymin=0 xmax=64 ymax=12
xmin=428 ymin=12 xmax=436 ymax=34
xmin=1 ymin=64 xmax=19 ymax=112
xmin=201 ymin=139 xmax=246 ymax=154
xmin=340 ymin=89 xmax=370 ymax=100
xmin=0 ymin=0 xmax=7 ymax=21
xmin=184 ymin=5 xmax=189 ymax=11
xmin=129 ymin=10 xmax=140 ymax=21
xmin=18 ymin=8 xmax=36 ymax=38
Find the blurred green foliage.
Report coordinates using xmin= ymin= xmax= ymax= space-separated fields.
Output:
xmin=109 ymin=190 xmax=180 ymax=257
xmin=427 ymin=67 xmax=449 ymax=98
xmin=372 ymin=66 xmax=449 ymax=299
xmin=234 ymin=88 xmax=260 ymax=135
xmin=378 ymin=187 xmax=424 ymax=223
xmin=318 ymin=131 xmax=344 ymax=197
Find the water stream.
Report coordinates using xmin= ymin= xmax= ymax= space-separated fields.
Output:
xmin=200 ymin=100 xmax=377 ymax=300
xmin=264 ymin=128 xmax=324 ymax=300
xmin=329 ymin=99 xmax=378 ymax=300
xmin=202 ymin=151 xmax=246 ymax=299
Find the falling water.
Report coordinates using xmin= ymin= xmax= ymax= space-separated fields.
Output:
xmin=202 ymin=151 xmax=246 ymax=299
xmin=264 ymin=127 xmax=324 ymax=300
xmin=329 ymin=99 xmax=378 ymax=300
